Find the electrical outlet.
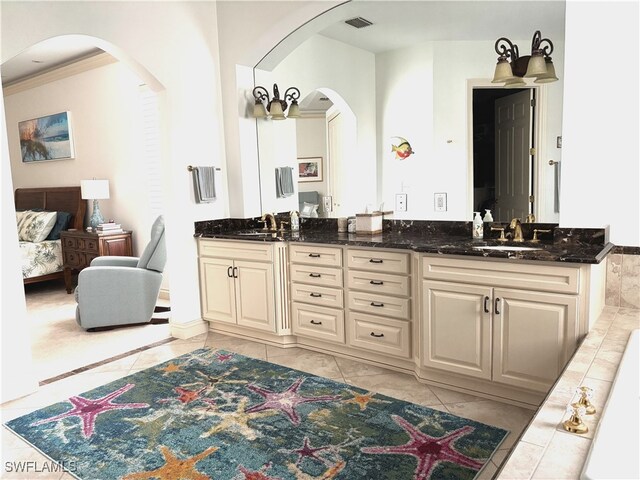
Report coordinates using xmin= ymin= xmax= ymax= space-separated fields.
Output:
xmin=434 ymin=193 xmax=447 ymax=212
xmin=322 ymin=195 xmax=332 ymax=213
xmin=395 ymin=193 xmax=407 ymax=212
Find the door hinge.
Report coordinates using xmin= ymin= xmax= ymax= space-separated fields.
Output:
xmin=529 ymin=195 xmax=535 ymax=203
xmin=529 ymin=147 xmax=536 ymax=156
xmin=531 ymin=98 xmax=536 ymax=107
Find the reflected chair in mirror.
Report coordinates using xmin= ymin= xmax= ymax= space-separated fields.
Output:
xmin=75 ymin=215 xmax=168 ymax=331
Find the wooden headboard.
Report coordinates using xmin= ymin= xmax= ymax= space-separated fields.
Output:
xmin=14 ymin=186 xmax=86 ymax=230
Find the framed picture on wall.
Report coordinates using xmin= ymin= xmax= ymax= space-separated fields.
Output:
xmin=298 ymin=157 xmax=323 ymax=183
xmin=19 ymin=111 xmax=75 ymax=163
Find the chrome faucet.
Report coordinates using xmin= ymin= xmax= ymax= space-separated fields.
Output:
xmin=509 ymin=218 xmax=524 ymax=242
xmin=261 ymin=212 xmax=277 ymax=232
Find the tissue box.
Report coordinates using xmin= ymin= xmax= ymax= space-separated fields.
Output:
xmin=356 ymin=212 xmax=383 ymax=234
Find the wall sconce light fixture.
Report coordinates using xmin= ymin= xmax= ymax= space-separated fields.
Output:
xmin=492 ymin=30 xmax=559 ymax=87
xmin=252 ymin=83 xmax=301 ymax=120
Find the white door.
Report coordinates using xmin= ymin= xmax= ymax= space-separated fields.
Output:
xmin=235 ymin=260 xmax=276 ymax=332
xmin=199 ymin=257 xmax=236 ymax=324
xmin=422 ymin=280 xmax=493 ymax=380
xmin=327 ymin=112 xmax=345 ymax=216
xmin=494 ymin=90 xmax=533 ymax=222
xmin=492 ymin=288 xmax=578 ymax=392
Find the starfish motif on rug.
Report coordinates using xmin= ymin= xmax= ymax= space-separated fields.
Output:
xmin=361 ymin=414 xmax=484 ymax=479
xmin=284 ymin=436 xmax=332 ymax=466
xmin=159 ymin=386 xmax=208 ymax=405
xmin=286 ymin=459 xmax=346 ymax=480
xmin=122 ymin=445 xmax=218 ymax=480
xmin=214 ymin=351 xmax=235 ymax=362
xmin=342 ymin=390 xmax=391 ymax=411
xmin=237 ymin=461 xmax=282 ymax=480
xmin=159 ymin=362 xmax=183 ymax=375
xmin=200 ymin=397 xmax=277 ymax=440
xmin=30 ymin=384 xmax=148 ymax=439
xmin=245 ymin=377 xmax=341 ymax=425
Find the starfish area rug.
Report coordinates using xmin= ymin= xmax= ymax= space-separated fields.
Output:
xmin=4 ymin=348 xmax=508 ymax=479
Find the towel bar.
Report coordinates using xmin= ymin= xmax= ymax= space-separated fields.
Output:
xmin=187 ymin=165 xmax=221 ymax=172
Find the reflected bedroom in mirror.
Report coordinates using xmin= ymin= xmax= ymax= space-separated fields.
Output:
xmin=253 ymin=0 xmax=564 ymax=224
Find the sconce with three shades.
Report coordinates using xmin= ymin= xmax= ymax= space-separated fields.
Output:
xmin=252 ymin=83 xmax=301 ymax=120
xmin=492 ymin=30 xmax=559 ymax=87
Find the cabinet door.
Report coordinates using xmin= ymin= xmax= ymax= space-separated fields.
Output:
xmin=100 ymin=236 xmax=132 ymax=256
xmin=235 ymin=260 xmax=276 ymax=332
xmin=422 ymin=280 xmax=492 ymax=380
xmin=199 ymin=257 xmax=236 ymax=324
xmin=493 ymin=288 xmax=578 ymax=392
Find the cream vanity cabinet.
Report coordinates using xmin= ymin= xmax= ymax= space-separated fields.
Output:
xmin=289 ymin=244 xmax=345 ymax=344
xmin=198 ymin=239 xmax=280 ymax=333
xmin=421 ymin=256 xmax=581 ymax=393
xmin=346 ymin=248 xmax=412 ymax=358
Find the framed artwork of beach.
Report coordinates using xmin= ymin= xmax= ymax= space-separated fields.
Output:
xmin=19 ymin=111 xmax=75 ymax=163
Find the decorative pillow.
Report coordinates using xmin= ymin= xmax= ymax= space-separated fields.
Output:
xmin=17 ymin=210 xmax=58 ymax=242
xmin=46 ymin=211 xmax=73 ymax=240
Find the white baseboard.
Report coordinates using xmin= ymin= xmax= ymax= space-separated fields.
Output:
xmin=158 ymin=288 xmax=170 ymax=301
xmin=170 ymin=318 xmax=208 ymax=339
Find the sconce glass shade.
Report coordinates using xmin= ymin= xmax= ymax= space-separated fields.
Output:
xmin=492 ymin=57 xmax=515 ymax=83
xmin=287 ymin=101 xmax=300 ymax=118
xmin=534 ymin=58 xmax=559 ymax=83
xmin=81 ymin=179 xmax=110 ymax=200
xmin=253 ymin=101 xmax=268 ymax=118
xmin=269 ymin=100 xmax=285 ymax=120
xmin=504 ymin=77 xmax=527 ymax=88
xmin=524 ymin=52 xmax=548 ymax=77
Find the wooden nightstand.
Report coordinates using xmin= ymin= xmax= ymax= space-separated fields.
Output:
xmin=61 ymin=229 xmax=133 ymax=293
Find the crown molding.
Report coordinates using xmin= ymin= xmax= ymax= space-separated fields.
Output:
xmin=3 ymin=52 xmax=117 ymax=96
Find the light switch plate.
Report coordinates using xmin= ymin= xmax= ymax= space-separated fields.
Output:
xmin=322 ymin=195 xmax=333 ymax=212
xmin=434 ymin=193 xmax=447 ymax=212
xmin=395 ymin=193 xmax=407 ymax=212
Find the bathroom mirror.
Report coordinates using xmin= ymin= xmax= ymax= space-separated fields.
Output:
xmin=255 ymin=0 xmax=565 ymax=223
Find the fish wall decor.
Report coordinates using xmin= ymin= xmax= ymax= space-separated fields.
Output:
xmin=391 ymin=136 xmax=415 ymax=160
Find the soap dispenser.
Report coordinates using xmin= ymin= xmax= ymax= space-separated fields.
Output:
xmin=473 ymin=212 xmax=483 ymax=239
xmin=290 ymin=210 xmax=300 ymax=232
xmin=483 ymin=209 xmax=493 ymax=223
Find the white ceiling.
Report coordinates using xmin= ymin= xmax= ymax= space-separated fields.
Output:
xmin=1 ymin=36 xmax=102 ymax=86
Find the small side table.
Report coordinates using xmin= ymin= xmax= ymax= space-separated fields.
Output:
xmin=60 ymin=229 xmax=133 ymax=293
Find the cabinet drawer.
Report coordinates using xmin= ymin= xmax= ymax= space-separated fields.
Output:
xmin=62 ymin=237 xmax=78 ymax=249
xmin=84 ymin=238 xmax=99 ymax=253
xmin=289 ymin=244 xmax=342 ymax=267
xmin=198 ymin=239 xmax=273 ymax=262
xmin=422 ymin=256 xmax=580 ymax=294
xmin=347 ymin=270 xmax=410 ymax=297
xmin=292 ymin=302 xmax=345 ymax=344
xmin=64 ymin=251 xmax=86 ymax=269
xmin=347 ymin=290 xmax=410 ymax=320
xmin=347 ymin=248 xmax=410 ymax=274
xmin=348 ymin=312 xmax=411 ymax=358
xmin=291 ymin=283 xmax=343 ymax=309
xmin=290 ymin=263 xmax=343 ymax=288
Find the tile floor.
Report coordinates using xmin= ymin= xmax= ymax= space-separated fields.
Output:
xmin=1 ymin=283 xmax=535 ymax=479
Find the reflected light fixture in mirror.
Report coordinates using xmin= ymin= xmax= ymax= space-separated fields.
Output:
xmin=252 ymin=83 xmax=301 ymax=120
xmin=491 ymin=30 xmax=559 ymax=85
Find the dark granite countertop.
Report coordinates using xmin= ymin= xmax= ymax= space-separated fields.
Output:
xmin=194 ymin=218 xmax=613 ymax=264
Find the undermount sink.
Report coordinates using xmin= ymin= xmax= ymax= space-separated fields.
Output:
xmin=473 ymin=245 xmax=542 ymax=252
xmin=234 ymin=230 xmax=276 ymax=236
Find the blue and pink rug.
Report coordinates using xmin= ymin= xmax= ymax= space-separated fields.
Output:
xmin=5 ymin=348 xmax=508 ymax=479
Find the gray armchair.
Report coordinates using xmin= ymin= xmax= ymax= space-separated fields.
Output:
xmin=75 ymin=215 xmax=167 ymax=331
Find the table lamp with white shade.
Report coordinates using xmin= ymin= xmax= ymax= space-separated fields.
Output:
xmin=81 ymin=179 xmax=110 ymax=229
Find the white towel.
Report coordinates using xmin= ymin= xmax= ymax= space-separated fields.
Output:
xmin=275 ymin=167 xmax=294 ymax=198
xmin=192 ymin=166 xmax=216 ymax=203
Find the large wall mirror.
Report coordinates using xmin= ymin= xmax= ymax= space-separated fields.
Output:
xmin=255 ymin=0 xmax=565 ymax=223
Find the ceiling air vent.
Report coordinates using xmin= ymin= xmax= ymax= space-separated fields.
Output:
xmin=344 ymin=17 xmax=373 ymax=29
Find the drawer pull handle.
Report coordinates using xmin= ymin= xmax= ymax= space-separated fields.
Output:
xmin=227 ymin=266 xmax=233 ymax=278
xmin=233 ymin=266 xmax=238 ymax=278
xmin=370 ymin=302 xmax=384 ymax=307
xmin=369 ymin=258 xmax=383 ymax=264
xmin=310 ymin=293 xmax=322 ymax=298
xmin=369 ymin=280 xmax=384 ymax=285
xmin=495 ymin=297 xmax=501 ymax=315
xmin=308 ymin=253 xmax=321 ymax=258
xmin=310 ymin=320 xmax=322 ymax=325
xmin=309 ymin=273 xmax=321 ymax=278
xmin=370 ymin=332 xmax=385 ymax=338
xmin=484 ymin=296 xmax=490 ymax=313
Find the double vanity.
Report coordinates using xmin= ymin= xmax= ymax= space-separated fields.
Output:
xmin=195 ymin=218 xmax=610 ymax=408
